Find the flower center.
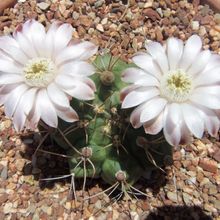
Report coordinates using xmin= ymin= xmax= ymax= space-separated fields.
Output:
xmin=160 ymin=69 xmax=193 ymax=102
xmin=23 ymin=58 xmax=56 ymax=87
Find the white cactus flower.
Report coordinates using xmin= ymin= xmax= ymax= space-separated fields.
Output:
xmin=121 ymin=35 xmax=220 ymax=146
xmin=0 ymin=20 xmax=98 ymax=131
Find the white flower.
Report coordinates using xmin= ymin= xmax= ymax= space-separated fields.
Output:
xmin=121 ymin=35 xmax=220 ymax=146
xmin=0 ymin=20 xmax=98 ymax=131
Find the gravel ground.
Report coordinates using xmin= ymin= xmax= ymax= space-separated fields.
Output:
xmin=0 ymin=0 xmax=220 ymax=219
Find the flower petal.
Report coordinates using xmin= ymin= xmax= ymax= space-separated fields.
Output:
xmin=59 ymin=61 xmax=95 ymax=77
xmin=63 ymin=81 xmax=95 ymax=100
xmin=37 ymin=89 xmax=58 ymax=128
xmin=182 ymin=103 xmax=204 ymax=138
xmin=146 ymin=41 xmax=169 ymax=74
xmin=140 ymin=97 xmax=167 ymax=123
xmin=134 ymin=75 xmax=159 ymax=87
xmin=194 ymin=67 xmax=220 ymax=86
xmin=190 ymin=93 xmax=220 ymax=109
xmin=187 ymin=50 xmax=211 ymax=76
xmin=163 ymin=105 xmax=181 ymax=146
xmin=143 ymin=111 xmax=163 ymax=135
xmin=120 ymin=84 xmax=139 ymax=102
xmin=167 ymin=37 xmax=183 ymax=70
xmin=56 ymin=107 xmax=79 ymax=123
xmin=44 ymin=21 xmax=61 ymax=58
xmin=121 ymin=67 xmax=146 ymax=83
xmin=130 ymin=103 xmax=146 ymax=128
xmin=203 ymin=54 xmax=220 ymax=72
xmin=4 ymin=83 xmax=29 ymax=117
xmin=179 ymin=35 xmax=202 ymax=71
xmin=47 ymin=83 xmax=70 ymax=110
xmin=54 ymin=23 xmax=73 ymax=53
xmin=14 ymin=30 xmax=38 ymax=58
xmin=56 ymin=41 xmax=98 ymax=65
xmin=0 ymin=36 xmax=28 ymax=65
xmin=0 ymin=74 xmax=24 ymax=85
xmin=194 ymin=86 xmax=220 ymax=97
xmin=13 ymin=88 xmax=37 ymax=131
xmin=121 ymin=88 xmax=159 ymax=109
xmin=0 ymin=59 xmax=23 ymax=74
xmin=197 ymin=106 xmax=220 ymax=137
xmin=132 ymin=53 xmax=162 ymax=79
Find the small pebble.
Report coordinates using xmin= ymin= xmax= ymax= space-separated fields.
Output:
xmin=191 ymin=21 xmax=200 ymax=30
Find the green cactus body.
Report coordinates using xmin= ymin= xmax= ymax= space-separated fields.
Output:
xmin=51 ymin=54 xmax=173 ymax=187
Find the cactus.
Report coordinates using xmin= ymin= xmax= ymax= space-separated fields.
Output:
xmin=50 ymin=53 xmax=173 ymax=196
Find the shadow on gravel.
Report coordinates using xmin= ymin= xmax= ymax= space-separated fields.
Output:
xmin=145 ymin=205 xmax=213 ymax=220
xmin=19 ymin=131 xmax=170 ymax=197
xmin=20 ymin=132 xmax=70 ymax=189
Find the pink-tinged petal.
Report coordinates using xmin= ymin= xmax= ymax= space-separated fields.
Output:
xmin=163 ymin=103 xmax=182 ymax=133
xmin=81 ymin=77 xmax=96 ymax=92
xmin=38 ymin=89 xmax=58 ymax=128
xmin=194 ymin=67 xmax=220 ymax=86
xmin=193 ymin=86 xmax=220 ymax=97
xmin=120 ymin=84 xmax=140 ymax=102
xmin=167 ymin=37 xmax=183 ymax=70
xmin=187 ymin=50 xmax=211 ymax=76
xmin=0 ymin=74 xmax=23 ymax=85
xmin=146 ymin=41 xmax=169 ymax=74
xmin=56 ymin=74 xmax=96 ymax=94
xmin=13 ymin=88 xmax=37 ymax=131
xmin=0 ymin=36 xmax=28 ymax=65
xmin=134 ymin=75 xmax=159 ymax=87
xmin=0 ymin=59 xmax=23 ymax=74
xmin=47 ymin=83 xmax=70 ymax=110
xmin=201 ymin=108 xmax=219 ymax=137
xmin=121 ymin=88 xmax=159 ymax=109
xmin=130 ymin=103 xmax=146 ymax=128
xmin=163 ymin=105 xmax=181 ymax=147
xmin=14 ymin=31 xmax=37 ymax=58
xmin=181 ymin=103 xmax=204 ymax=138
xmin=121 ymin=68 xmax=146 ymax=83
xmin=163 ymin=103 xmax=183 ymax=146
xmin=56 ymin=41 xmax=98 ymax=65
xmin=27 ymin=20 xmax=46 ymax=56
xmin=56 ymin=107 xmax=79 ymax=123
xmin=143 ymin=111 xmax=163 ymax=135
xmin=132 ymin=54 xmax=162 ymax=79
xmin=190 ymin=93 xmax=220 ymax=109
xmin=179 ymin=35 xmax=202 ymax=71
xmin=179 ymin=122 xmax=193 ymax=145
xmin=27 ymin=94 xmax=41 ymax=130
xmin=0 ymin=94 xmax=9 ymax=105
xmin=63 ymin=82 xmax=95 ymax=100
xmin=0 ymin=83 xmax=18 ymax=95
xmin=59 ymin=61 xmax=95 ymax=77
xmin=4 ymin=83 xmax=29 ymax=117
xmin=140 ymin=98 xmax=167 ymax=123
xmin=43 ymin=21 xmax=61 ymax=58
xmin=54 ymin=23 xmax=73 ymax=53
xmin=203 ymin=54 xmax=220 ymax=72
xmin=55 ymin=74 xmax=78 ymax=88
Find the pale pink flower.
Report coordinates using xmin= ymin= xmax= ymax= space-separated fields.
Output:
xmin=121 ymin=35 xmax=220 ymax=146
xmin=0 ymin=20 xmax=98 ymax=131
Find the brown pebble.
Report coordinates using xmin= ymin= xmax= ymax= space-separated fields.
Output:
xmin=143 ymin=8 xmax=160 ymax=21
xmin=173 ymin=151 xmax=182 ymax=161
xmin=0 ymin=193 xmax=8 ymax=204
xmin=199 ymin=158 xmax=218 ymax=173
xmin=200 ymin=15 xmax=213 ymax=25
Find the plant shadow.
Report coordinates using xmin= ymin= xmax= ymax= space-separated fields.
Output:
xmin=144 ymin=205 xmax=213 ymax=220
xmin=19 ymin=130 xmax=170 ymax=198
